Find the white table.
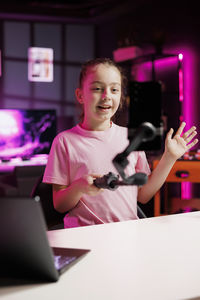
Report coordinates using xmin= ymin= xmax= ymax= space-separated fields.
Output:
xmin=1 ymin=212 xmax=200 ymax=300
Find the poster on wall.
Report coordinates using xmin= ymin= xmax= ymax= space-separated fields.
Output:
xmin=28 ymin=47 xmax=53 ymax=82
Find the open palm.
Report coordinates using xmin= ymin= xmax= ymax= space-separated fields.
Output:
xmin=165 ymin=122 xmax=198 ymax=160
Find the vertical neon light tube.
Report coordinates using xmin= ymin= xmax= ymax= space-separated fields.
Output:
xmin=178 ymin=53 xmax=184 ymax=126
xmin=178 ymin=53 xmax=184 ymax=102
xmin=179 ymin=52 xmax=192 ymax=199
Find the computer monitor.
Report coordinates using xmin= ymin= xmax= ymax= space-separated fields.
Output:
xmin=0 ymin=109 xmax=56 ymax=160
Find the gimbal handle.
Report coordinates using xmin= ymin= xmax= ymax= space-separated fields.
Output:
xmin=94 ymin=172 xmax=148 ymax=191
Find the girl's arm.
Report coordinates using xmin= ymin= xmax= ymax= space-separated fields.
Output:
xmin=53 ymin=174 xmax=102 ymax=213
xmin=138 ymin=122 xmax=198 ymax=204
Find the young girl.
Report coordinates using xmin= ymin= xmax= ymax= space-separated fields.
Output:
xmin=43 ymin=58 xmax=198 ymax=228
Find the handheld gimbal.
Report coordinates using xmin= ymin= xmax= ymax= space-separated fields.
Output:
xmin=94 ymin=122 xmax=156 ymax=190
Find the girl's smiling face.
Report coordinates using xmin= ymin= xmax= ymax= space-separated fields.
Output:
xmin=76 ymin=63 xmax=122 ymax=131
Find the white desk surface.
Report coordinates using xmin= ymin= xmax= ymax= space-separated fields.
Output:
xmin=1 ymin=212 xmax=200 ymax=300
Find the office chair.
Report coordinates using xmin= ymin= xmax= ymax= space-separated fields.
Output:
xmin=31 ymin=175 xmax=65 ymax=230
xmin=0 ymin=165 xmax=46 ymax=197
xmin=31 ymin=175 xmax=147 ymax=230
xmin=137 ymin=204 xmax=147 ymax=219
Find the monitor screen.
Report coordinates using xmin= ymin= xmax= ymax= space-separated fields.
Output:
xmin=0 ymin=109 xmax=56 ymax=159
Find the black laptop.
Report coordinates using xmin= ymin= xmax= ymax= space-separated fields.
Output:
xmin=0 ymin=196 xmax=90 ymax=283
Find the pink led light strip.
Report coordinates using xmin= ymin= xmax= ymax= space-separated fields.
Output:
xmin=178 ymin=53 xmax=192 ymax=200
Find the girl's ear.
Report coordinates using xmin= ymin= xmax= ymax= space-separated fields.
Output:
xmin=75 ymin=88 xmax=84 ymax=104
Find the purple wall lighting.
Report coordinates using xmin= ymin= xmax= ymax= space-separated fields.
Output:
xmin=132 ymin=50 xmax=196 ymax=200
xmin=178 ymin=53 xmax=184 ymax=103
xmin=152 ymin=51 xmax=194 ymax=200
xmin=178 ymin=48 xmax=196 ymax=199
xmin=132 ymin=55 xmax=181 ymax=83
xmin=153 ymin=48 xmax=197 ymax=200
xmin=163 ymin=47 xmax=199 ymax=200
xmin=180 ymin=48 xmax=197 ymax=131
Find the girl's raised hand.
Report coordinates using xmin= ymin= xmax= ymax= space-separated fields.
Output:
xmin=165 ymin=122 xmax=198 ymax=160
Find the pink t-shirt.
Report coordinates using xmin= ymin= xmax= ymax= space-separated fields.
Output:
xmin=43 ymin=123 xmax=151 ymax=228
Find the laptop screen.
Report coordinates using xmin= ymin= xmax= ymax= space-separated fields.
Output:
xmin=0 ymin=197 xmax=90 ymax=283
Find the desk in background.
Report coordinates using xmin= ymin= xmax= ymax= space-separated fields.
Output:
xmin=0 ymin=155 xmax=47 ymax=197
xmin=0 ymin=154 xmax=48 ymax=174
xmin=1 ymin=212 xmax=200 ymax=300
xmin=153 ymin=159 xmax=200 ymax=216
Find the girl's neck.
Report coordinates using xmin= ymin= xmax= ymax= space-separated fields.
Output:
xmin=80 ymin=120 xmax=112 ymax=131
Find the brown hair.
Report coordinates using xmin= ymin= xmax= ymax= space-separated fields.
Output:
xmin=78 ymin=57 xmax=127 ymax=109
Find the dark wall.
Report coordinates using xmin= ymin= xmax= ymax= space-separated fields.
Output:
xmin=96 ymin=1 xmax=200 ymax=140
xmin=96 ymin=1 xmax=200 ymax=56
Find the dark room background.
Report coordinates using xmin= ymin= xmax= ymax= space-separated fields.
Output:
xmin=0 ymin=0 xmax=199 ymax=134
xmin=0 ymin=0 xmax=200 ymax=214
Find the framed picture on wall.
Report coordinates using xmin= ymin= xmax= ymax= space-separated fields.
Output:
xmin=28 ymin=47 xmax=53 ymax=82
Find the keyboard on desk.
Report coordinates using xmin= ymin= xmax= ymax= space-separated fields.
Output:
xmin=0 ymin=154 xmax=48 ymax=173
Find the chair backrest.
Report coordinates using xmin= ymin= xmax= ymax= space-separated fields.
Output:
xmin=31 ymin=175 xmax=147 ymax=229
xmin=137 ymin=204 xmax=147 ymax=219
xmin=31 ymin=175 xmax=65 ymax=230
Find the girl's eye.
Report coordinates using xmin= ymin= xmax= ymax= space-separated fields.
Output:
xmin=92 ymin=87 xmax=103 ymax=91
xmin=112 ymin=88 xmax=119 ymax=92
